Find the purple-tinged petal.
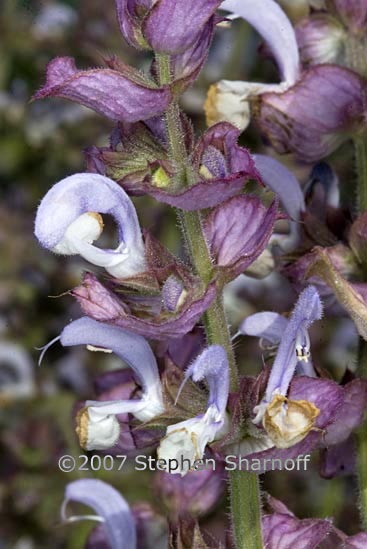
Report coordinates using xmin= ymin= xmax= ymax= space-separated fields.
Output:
xmin=263 ymin=287 xmax=322 ymax=402
xmin=332 ymin=0 xmax=367 ymax=33
xmin=62 ymin=479 xmax=136 ymax=549
xmin=203 ymin=196 xmax=277 ymax=280
xmin=133 ymin=122 xmax=260 ymax=211
xmin=289 ymin=376 xmax=343 ymax=429
xmin=263 ymin=500 xmax=367 ymax=549
xmin=262 ymin=512 xmax=331 ymax=548
xmin=319 ymin=436 xmax=356 ymax=478
xmin=97 ymin=122 xmax=260 ymax=211
xmin=73 ymin=272 xmax=217 ymax=341
xmin=143 ymin=0 xmax=221 ymax=54
xmin=348 ymin=532 xmax=367 ymax=548
xmin=253 ymin=154 xmax=305 ymax=220
xmin=323 ymin=379 xmax=367 ymax=445
xmin=35 ymin=173 xmax=146 ymax=278
xmin=157 ymin=327 xmax=205 ymax=370
xmin=194 ymin=123 xmax=260 ymax=179
xmin=33 ymin=57 xmax=171 ymax=122
xmin=296 ymin=14 xmax=347 ymax=67
xmin=170 ymin=18 xmax=215 ymax=90
xmin=154 ymin=463 xmax=225 ymax=519
xmin=115 ymin=0 xmax=147 ymax=50
xmin=220 ymin=0 xmax=300 ymax=84
xmin=137 ymin=175 xmax=252 ymax=210
xmin=256 ymin=65 xmax=367 ymax=162
xmin=232 ymin=377 xmax=343 ymax=471
xmin=239 ymin=312 xmax=288 ymax=344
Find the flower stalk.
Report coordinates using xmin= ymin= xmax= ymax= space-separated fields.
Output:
xmin=347 ymin=33 xmax=367 ymax=530
xmin=156 ymin=53 xmax=263 ymax=548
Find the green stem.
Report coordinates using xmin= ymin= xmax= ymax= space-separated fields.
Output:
xmin=230 ymin=470 xmax=263 ymax=549
xmin=156 ymin=53 xmax=262 ymax=548
xmin=348 ymin=35 xmax=367 ymax=531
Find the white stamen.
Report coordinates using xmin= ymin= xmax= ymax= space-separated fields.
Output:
xmin=61 ymin=498 xmax=105 ymax=524
xmin=86 ymin=345 xmax=113 ymax=353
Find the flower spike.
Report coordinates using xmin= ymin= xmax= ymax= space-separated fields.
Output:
xmin=59 ymin=317 xmax=164 ymax=450
xmin=158 ymin=345 xmax=229 ymax=475
xmin=35 ymin=173 xmax=146 ymax=278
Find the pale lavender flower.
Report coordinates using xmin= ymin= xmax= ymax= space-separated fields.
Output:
xmin=251 ymin=286 xmax=323 ymax=448
xmin=208 ymin=0 xmax=367 ymax=162
xmin=158 ymin=346 xmax=229 ymax=475
xmin=239 ymin=310 xmax=316 ymax=377
xmin=61 ymin=479 xmax=136 ymax=549
xmin=35 ymin=173 xmax=146 ymax=278
xmin=41 ymin=317 xmax=164 ymax=450
xmin=206 ymin=0 xmax=300 ymax=130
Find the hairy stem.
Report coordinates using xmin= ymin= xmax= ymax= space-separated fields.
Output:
xmin=230 ymin=470 xmax=263 ymax=549
xmin=156 ymin=53 xmax=262 ymax=548
xmin=348 ymin=35 xmax=367 ymax=530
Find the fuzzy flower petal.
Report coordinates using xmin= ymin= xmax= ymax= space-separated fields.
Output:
xmin=73 ymin=272 xmax=217 ymax=341
xmin=239 ymin=310 xmax=316 ymax=377
xmin=143 ymin=0 xmax=221 ymax=54
xmin=59 ymin=317 xmax=164 ymax=450
xmin=205 ymin=0 xmax=300 ymax=129
xmin=204 ymin=195 xmax=277 ymax=280
xmin=256 ymin=65 xmax=367 ymax=162
xmin=61 ymin=479 xmax=136 ymax=549
xmin=333 ymin=0 xmax=367 ymax=33
xmin=262 ymin=512 xmax=331 ymax=548
xmin=220 ymin=0 xmax=300 ymax=84
xmin=250 ymin=287 xmax=323 ymax=449
xmin=33 ymin=57 xmax=171 ymax=122
xmin=35 ymin=173 xmax=146 ymax=278
xmin=158 ymin=346 xmax=229 ymax=475
xmin=252 ymin=155 xmax=305 ymax=221
xmin=296 ymin=14 xmax=347 ymax=67
xmin=239 ymin=311 xmax=288 ymax=345
xmin=261 ymin=286 xmax=322 ymax=405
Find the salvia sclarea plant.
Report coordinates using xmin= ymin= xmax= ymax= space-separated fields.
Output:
xmin=33 ymin=0 xmax=367 ymax=547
